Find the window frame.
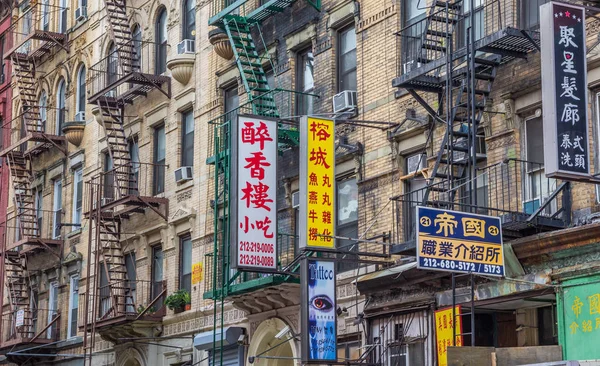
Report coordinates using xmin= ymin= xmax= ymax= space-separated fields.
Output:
xmin=151 ymin=245 xmax=164 ymax=309
xmin=72 ymin=168 xmax=83 ymax=230
xmin=337 ymin=24 xmax=357 ymax=92
xmin=182 ymin=0 xmax=196 ymax=41
xmin=336 ymin=176 xmax=359 ymax=272
xmin=56 ymin=79 xmax=66 ymax=135
xmin=181 ymin=110 xmax=194 ymax=167
xmin=153 ymin=124 xmax=166 ymax=195
xmin=155 ymin=7 xmax=168 ymax=75
xmin=519 ymin=0 xmax=550 ymax=30
xmin=47 ymin=281 xmax=59 ymax=338
xmin=0 ymin=35 xmax=5 ymax=84
xmin=67 ymin=275 xmax=79 ymax=338
xmin=39 ymin=90 xmax=47 ymax=131
xmin=52 ymin=179 xmax=62 ymax=239
xmin=132 ymin=25 xmax=142 ymax=72
xmin=296 ymin=47 xmax=315 ymax=115
xmin=179 ymin=234 xmax=192 ymax=295
xmin=76 ymin=65 xmax=86 ymax=119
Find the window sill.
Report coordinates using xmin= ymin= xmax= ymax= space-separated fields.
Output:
xmin=67 ymin=229 xmax=82 ymax=238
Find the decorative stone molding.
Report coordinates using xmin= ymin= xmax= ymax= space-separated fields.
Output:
xmin=501 ymin=92 xmax=516 ymax=130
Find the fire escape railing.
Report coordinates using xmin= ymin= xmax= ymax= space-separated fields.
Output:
xmin=392 ymin=159 xmax=572 ymax=245
xmin=5 ymin=3 xmax=68 ymax=58
xmin=88 ymin=41 xmax=171 ymax=102
xmin=5 ymin=209 xmax=63 ymax=250
xmin=1 ymin=108 xmax=67 ymax=151
xmin=204 ymin=233 xmax=298 ymax=298
xmin=1 ymin=308 xmax=60 ymax=344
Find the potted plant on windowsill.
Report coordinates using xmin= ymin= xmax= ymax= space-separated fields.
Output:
xmin=164 ymin=289 xmax=191 ymax=313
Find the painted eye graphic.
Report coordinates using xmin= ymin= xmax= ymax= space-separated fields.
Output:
xmin=310 ymin=295 xmax=333 ymax=311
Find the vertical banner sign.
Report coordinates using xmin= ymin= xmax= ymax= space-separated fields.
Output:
xmin=192 ymin=262 xmax=203 ymax=284
xmin=435 ymin=306 xmax=463 ymax=366
xmin=231 ymin=115 xmax=277 ymax=270
xmin=300 ymin=117 xmax=336 ymax=249
xmin=301 ymin=258 xmax=337 ymax=362
xmin=416 ymin=206 xmax=504 ymax=276
xmin=541 ymin=2 xmax=590 ymax=179
xmin=15 ymin=309 xmax=24 ymax=327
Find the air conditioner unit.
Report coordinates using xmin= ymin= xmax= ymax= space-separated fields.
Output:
xmin=292 ymin=191 xmax=300 ymax=208
xmin=175 ymin=166 xmax=193 ymax=183
xmin=402 ymin=60 xmax=421 ymax=75
xmin=333 ymin=90 xmax=358 ymax=114
xmin=177 ymin=39 xmax=195 ymax=54
xmin=75 ymin=111 xmax=85 ymax=122
xmin=75 ymin=6 xmax=87 ymax=21
xmin=407 ymin=154 xmax=426 ymax=174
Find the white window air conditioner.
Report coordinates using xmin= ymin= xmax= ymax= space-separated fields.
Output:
xmin=75 ymin=111 xmax=85 ymax=122
xmin=292 ymin=191 xmax=300 ymax=208
xmin=332 ymin=90 xmax=358 ymax=114
xmin=177 ymin=39 xmax=195 ymax=54
xmin=175 ymin=166 xmax=193 ymax=183
xmin=402 ymin=60 xmax=421 ymax=75
xmin=75 ymin=6 xmax=87 ymax=21
xmin=407 ymin=154 xmax=426 ymax=174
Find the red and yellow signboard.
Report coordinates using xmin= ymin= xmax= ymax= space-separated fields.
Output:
xmin=435 ymin=306 xmax=463 ymax=366
xmin=300 ymin=117 xmax=335 ymax=249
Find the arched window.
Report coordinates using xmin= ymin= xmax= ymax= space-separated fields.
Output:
xmin=182 ymin=0 xmax=195 ymax=41
xmin=107 ymin=42 xmax=118 ymax=86
xmin=132 ymin=25 xmax=142 ymax=71
xmin=76 ymin=65 xmax=86 ymax=120
xmin=156 ymin=8 xmax=167 ymax=74
xmin=39 ymin=90 xmax=47 ymax=132
xmin=56 ymin=79 xmax=65 ymax=135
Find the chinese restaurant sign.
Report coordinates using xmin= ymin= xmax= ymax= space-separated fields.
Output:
xmin=300 ymin=117 xmax=336 ymax=249
xmin=558 ymin=276 xmax=600 ymax=360
xmin=435 ymin=306 xmax=463 ymax=366
xmin=541 ymin=2 xmax=590 ymax=179
xmin=231 ymin=115 xmax=277 ymax=270
xmin=301 ymin=259 xmax=337 ymax=362
xmin=416 ymin=206 xmax=504 ymax=276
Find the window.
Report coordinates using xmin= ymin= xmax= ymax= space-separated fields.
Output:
xmin=76 ymin=65 xmax=86 ymax=120
xmin=337 ymin=178 xmax=359 ymax=272
xmin=103 ymin=153 xmax=114 ymax=201
xmin=132 ymin=25 xmax=142 ymax=72
xmin=99 ymin=264 xmax=110 ymax=316
xmin=156 ymin=8 xmax=168 ymax=74
xmin=338 ymin=25 xmax=357 ymax=92
xmin=296 ymin=48 xmax=315 ymax=115
xmin=30 ymin=289 xmax=39 ymax=334
xmin=56 ymin=79 xmax=66 ymax=135
xmin=72 ymin=168 xmax=83 ymax=230
xmin=125 ymin=252 xmax=136 ymax=313
xmin=524 ymin=115 xmax=556 ymax=214
xmin=538 ymin=305 xmax=558 ymax=345
xmin=404 ymin=153 xmax=427 ymax=241
xmin=39 ymin=91 xmax=47 ymax=131
xmin=151 ymin=246 xmax=164 ymax=309
xmin=52 ymin=179 xmax=62 ymax=239
xmin=129 ymin=137 xmax=140 ymax=193
xmin=41 ymin=0 xmax=49 ymax=31
xmin=265 ymin=69 xmax=275 ymax=90
xmin=107 ymin=43 xmax=118 ymax=86
xmin=0 ymin=35 xmax=5 ymax=83
xmin=458 ymin=0 xmax=484 ymax=48
xmin=401 ymin=0 xmax=427 ymax=74
xmin=224 ymin=85 xmax=239 ymax=121
xmin=521 ymin=0 xmax=549 ymax=30
xmin=179 ymin=235 xmax=192 ymax=294
xmin=47 ymin=282 xmax=58 ymax=338
xmin=153 ymin=125 xmax=166 ymax=195
xmin=337 ymin=339 xmax=361 ymax=363
xmin=68 ymin=275 xmax=79 ymax=338
xmin=182 ymin=0 xmax=196 ymax=41
xmin=34 ymin=187 xmax=42 ymax=236
xmin=181 ymin=110 xmax=194 ymax=167
xmin=59 ymin=0 xmax=67 ymax=33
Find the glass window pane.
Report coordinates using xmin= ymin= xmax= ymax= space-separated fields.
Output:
xmin=340 ymin=28 xmax=356 ymax=55
xmin=404 ymin=0 xmax=426 ymax=23
xmin=526 ymin=116 xmax=544 ymax=165
xmin=337 ymin=179 xmax=358 ymax=225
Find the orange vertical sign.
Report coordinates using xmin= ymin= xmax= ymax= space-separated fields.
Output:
xmin=435 ymin=306 xmax=463 ymax=366
xmin=301 ymin=117 xmax=335 ymax=248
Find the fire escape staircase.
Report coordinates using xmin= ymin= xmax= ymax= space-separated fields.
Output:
xmin=3 ymin=251 xmax=32 ymax=338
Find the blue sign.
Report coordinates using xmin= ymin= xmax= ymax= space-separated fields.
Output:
xmin=416 ymin=206 xmax=504 ymax=277
xmin=306 ymin=259 xmax=336 ymax=361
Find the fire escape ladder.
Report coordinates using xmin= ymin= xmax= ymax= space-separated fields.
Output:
xmin=223 ymin=17 xmax=279 ymax=117
xmin=418 ymin=1 xmax=463 ymax=67
xmin=96 ymin=99 xmax=135 ymax=201
xmin=424 ymin=55 xmax=499 ymax=205
xmin=11 ymin=54 xmax=44 ymax=134
xmin=6 ymin=151 xmax=38 ymax=239
xmin=103 ymin=0 xmax=136 ymax=75
xmin=4 ymin=251 xmax=33 ymax=338
xmin=97 ymin=215 xmax=132 ymax=318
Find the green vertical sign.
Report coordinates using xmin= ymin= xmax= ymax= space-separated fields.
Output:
xmin=558 ymin=275 xmax=600 ymax=360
